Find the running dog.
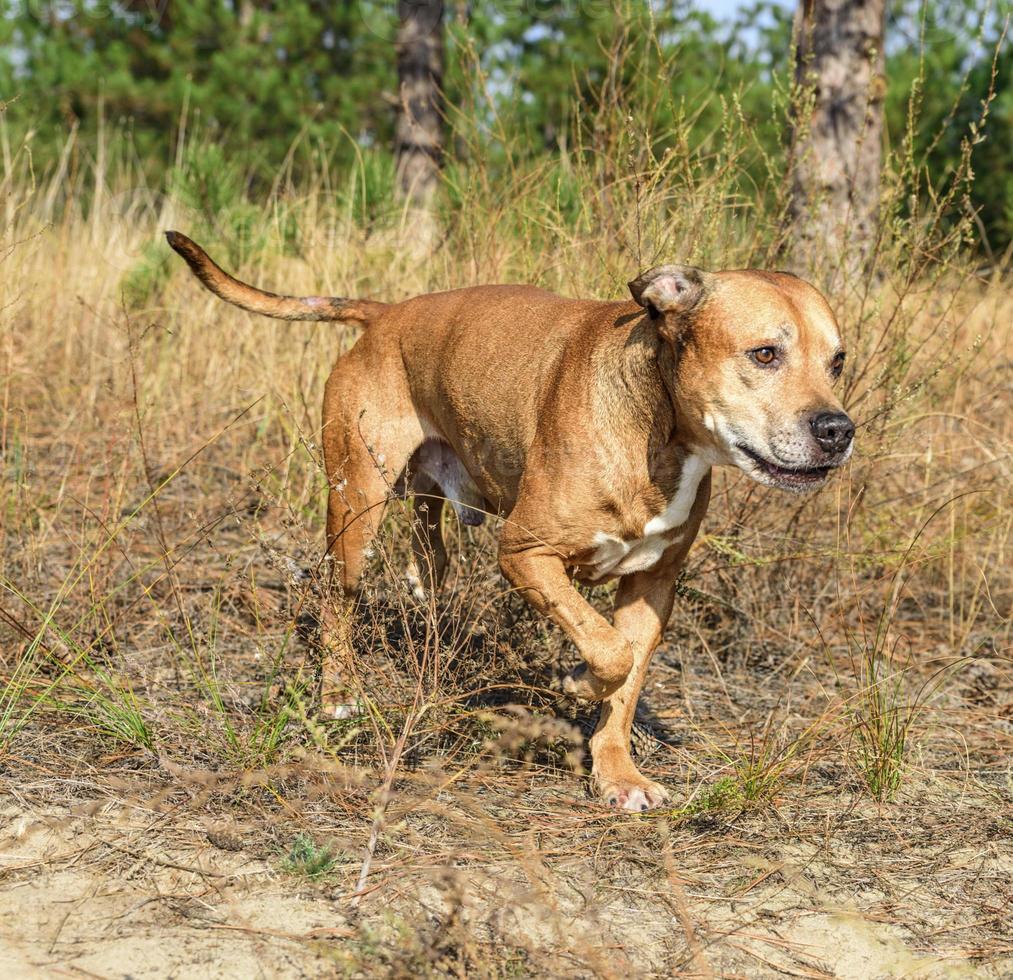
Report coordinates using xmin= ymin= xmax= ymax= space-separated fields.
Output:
xmin=167 ymin=231 xmax=854 ymax=811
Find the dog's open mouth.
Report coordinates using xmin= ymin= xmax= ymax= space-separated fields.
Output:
xmin=737 ymin=444 xmax=834 ymax=488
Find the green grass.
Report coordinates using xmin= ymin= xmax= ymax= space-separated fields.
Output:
xmin=282 ymin=833 xmax=340 ymax=880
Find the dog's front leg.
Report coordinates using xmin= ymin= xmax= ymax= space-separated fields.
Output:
xmin=498 ymin=545 xmax=634 ymax=699
xmin=589 ymin=568 xmax=679 ymax=811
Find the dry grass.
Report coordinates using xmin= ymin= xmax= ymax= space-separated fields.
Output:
xmin=0 ymin=78 xmax=1011 ymax=977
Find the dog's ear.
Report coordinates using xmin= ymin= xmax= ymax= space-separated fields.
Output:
xmin=628 ymin=265 xmax=709 ymax=338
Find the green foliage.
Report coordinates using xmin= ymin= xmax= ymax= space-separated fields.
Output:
xmin=0 ymin=0 xmax=395 ymax=182
xmin=0 ymin=1 xmax=1007 ymax=251
xmin=336 ymin=147 xmax=398 ymax=228
xmin=170 ymin=142 xmax=265 ymax=260
xmin=679 ymin=775 xmax=745 ymax=814
xmin=885 ymin=0 xmax=1011 ymax=254
xmin=122 ymin=238 xmax=172 ymax=309
xmin=852 ymin=660 xmax=910 ymax=802
xmin=0 ymin=576 xmax=155 ymax=755
xmin=282 ymin=833 xmax=339 ymax=879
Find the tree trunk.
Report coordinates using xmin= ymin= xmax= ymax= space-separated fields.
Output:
xmin=394 ymin=0 xmax=444 ymax=205
xmin=786 ymin=0 xmax=887 ymax=289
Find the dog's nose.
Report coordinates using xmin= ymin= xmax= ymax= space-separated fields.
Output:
xmin=809 ymin=411 xmax=855 ymax=455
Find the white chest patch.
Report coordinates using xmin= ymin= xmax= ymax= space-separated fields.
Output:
xmin=588 ymin=531 xmax=674 ymax=580
xmin=642 ymin=453 xmax=711 ymax=536
xmin=586 ymin=453 xmax=710 ymax=580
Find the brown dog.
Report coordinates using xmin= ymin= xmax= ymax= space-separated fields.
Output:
xmin=167 ymin=231 xmax=854 ymax=811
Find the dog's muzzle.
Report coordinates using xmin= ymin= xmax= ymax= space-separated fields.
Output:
xmin=736 ymin=444 xmax=837 ymax=490
xmin=808 ymin=410 xmax=855 ymax=456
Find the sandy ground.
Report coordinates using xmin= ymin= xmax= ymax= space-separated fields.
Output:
xmin=2 ymin=752 xmax=1010 ymax=978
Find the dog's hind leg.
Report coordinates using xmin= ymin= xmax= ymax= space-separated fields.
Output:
xmin=405 ymin=475 xmax=449 ymax=601
xmin=404 ymin=439 xmax=488 ymax=600
xmin=318 ymin=362 xmax=426 ymax=718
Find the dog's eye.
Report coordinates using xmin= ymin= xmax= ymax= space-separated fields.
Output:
xmin=831 ymin=351 xmax=846 ymax=378
xmin=748 ymin=346 xmax=779 ymax=367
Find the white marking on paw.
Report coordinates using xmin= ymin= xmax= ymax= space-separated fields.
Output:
xmin=622 ymin=788 xmax=650 ymax=812
xmin=405 ymin=566 xmax=428 ymax=601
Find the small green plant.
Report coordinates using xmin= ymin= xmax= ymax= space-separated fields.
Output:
xmin=282 ymin=834 xmax=338 ymax=880
xmin=0 ymin=648 xmax=43 ymax=754
xmin=682 ymin=776 xmax=744 ymax=815
xmin=850 ymin=644 xmax=913 ymax=801
xmin=0 ymin=578 xmax=155 ymax=753
xmin=57 ymin=677 xmax=154 ymax=752
xmin=838 ymin=498 xmax=971 ymax=802
xmin=673 ymin=768 xmax=781 ymax=820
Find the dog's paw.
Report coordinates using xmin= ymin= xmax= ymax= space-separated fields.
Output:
xmin=404 ymin=565 xmax=429 ymax=602
xmin=561 ymin=664 xmax=620 ymax=701
xmin=596 ymin=776 xmax=670 ymax=812
xmin=319 ymin=691 xmax=363 ymax=722
xmin=328 ymin=701 xmax=362 ymax=721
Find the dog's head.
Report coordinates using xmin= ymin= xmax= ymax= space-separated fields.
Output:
xmin=629 ymin=265 xmax=853 ymax=492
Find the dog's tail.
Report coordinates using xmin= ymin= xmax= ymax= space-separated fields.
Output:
xmin=165 ymin=231 xmax=386 ymax=324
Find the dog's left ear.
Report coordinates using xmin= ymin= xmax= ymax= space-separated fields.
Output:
xmin=628 ymin=265 xmax=709 ymax=339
